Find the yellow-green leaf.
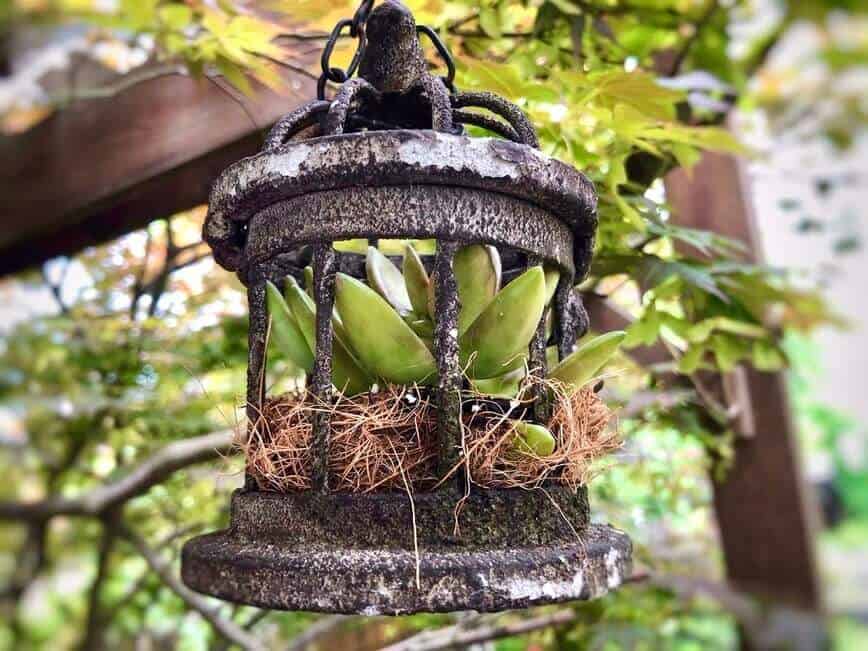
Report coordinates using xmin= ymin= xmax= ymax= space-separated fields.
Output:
xmin=455 ymin=244 xmax=501 ymax=335
xmin=511 ymin=421 xmax=556 ymax=457
xmin=460 ymin=266 xmax=546 ymax=379
xmin=471 ymin=368 xmax=525 ymax=399
xmin=284 ymin=277 xmax=373 ymax=396
xmin=544 ymin=267 xmax=561 ymax=306
xmin=304 ymin=266 xmax=315 ymax=300
xmin=367 ymin=246 xmax=412 ymax=314
xmin=335 ymin=274 xmax=437 ymax=385
xmin=549 ymin=331 xmax=626 ymax=389
xmin=265 ymin=281 xmax=314 ymax=372
xmin=403 ymin=245 xmax=431 ymax=316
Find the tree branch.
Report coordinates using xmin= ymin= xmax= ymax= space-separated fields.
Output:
xmin=0 ymin=430 xmax=236 ymax=522
xmin=380 ymin=610 xmax=576 ymax=651
xmin=80 ymin=522 xmax=118 ymax=651
xmin=665 ymin=0 xmax=720 ymax=77
xmin=100 ymin=524 xmax=199 ymax=624
xmin=118 ymin=523 xmax=263 ymax=651
xmin=286 ymin=615 xmax=348 ymax=651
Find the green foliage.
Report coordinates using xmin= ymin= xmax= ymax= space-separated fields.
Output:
xmin=10 ymin=0 xmax=289 ymax=93
xmin=550 ymin=331 xmax=626 ymax=388
xmin=0 ymin=217 xmax=249 ymax=649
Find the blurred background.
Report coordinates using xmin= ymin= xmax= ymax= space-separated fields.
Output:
xmin=0 ymin=1 xmax=866 ymax=649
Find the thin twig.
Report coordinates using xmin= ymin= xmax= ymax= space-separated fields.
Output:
xmin=276 ymin=31 xmax=332 ymax=42
xmin=130 ymin=226 xmax=154 ymax=319
xmin=252 ymin=51 xmax=319 ymax=82
xmin=379 ymin=610 xmax=577 ymax=651
xmin=666 ymin=0 xmax=720 ymax=77
xmin=286 ymin=615 xmax=348 ymax=651
xmin=0 ymin=430 xmax=235 ymax=522
xmin=207 ymin=75 xmax=263 ymax=137
xmin=42 ymin=261 xmax=71 ymax=315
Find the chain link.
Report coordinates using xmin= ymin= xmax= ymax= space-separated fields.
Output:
xmin=416 ymin=24 xmax=456 ymax=92
xmin=317 ymin=0 xmax=374 ymax=100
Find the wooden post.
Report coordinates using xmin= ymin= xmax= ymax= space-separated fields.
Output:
xmin=666 ymin=151 xmax=825 ymax=614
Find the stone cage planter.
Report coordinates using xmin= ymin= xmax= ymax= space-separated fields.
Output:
xmin=181 ymin=0 xmax=631 ymax=615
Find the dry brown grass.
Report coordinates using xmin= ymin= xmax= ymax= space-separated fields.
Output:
xmin=244 ymin=382 xmax=620 ymax=493
xmin=461 ymin=381 xmax=620 ymax=490
xmin=245 ymin=387 xmax=439 ymax=493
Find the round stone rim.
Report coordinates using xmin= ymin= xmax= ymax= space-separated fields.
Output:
xmin=203 ymin=130 xmax=598 ymax=273
xmin=181 ymin=523 xmax=632 ymax=615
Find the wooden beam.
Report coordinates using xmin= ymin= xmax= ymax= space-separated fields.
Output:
xmin=0 ymin=65 xmax=315 ymax=276
xmin=666 ymin=152 xmax=825 ymax=613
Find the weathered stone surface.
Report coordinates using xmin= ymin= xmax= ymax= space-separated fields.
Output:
xmin=246 ymin=186 xmax=576 ymax=277
xmin=202 ymin=130 xmax=596 ymax=277
xmin=182 ymin=488 xmax=632 ymax=614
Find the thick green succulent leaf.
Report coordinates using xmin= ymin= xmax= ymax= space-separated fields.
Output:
xmin=303 ymin=266 xmax=315 ymax=300
xmin=367 ymin=246 xmax=412 ymax=314
xmin=284 ymin=278 xmax=373 ymax=396
xmin=265 ymin=281 xmax=314 ymax=372
xmin=549 ymin=331 xmax=626 ymax=389
xmin=335 ymin=274 xmax=437 ymax=385
xmin=460 ymin=266 xmax=546 ymax=379
xmin=455 ymin=245 xmax=502 ymax=335
xmin=403 ymin=245 xmax=431 ymax=316
xmin=403 ymin=314 xmax=435 ymax=340
xmin=511 ymin=421 xmax=556 ymax=457
xmin=546 ymin=345 xmax=559 ymax=369
xmin=544 ymin=267 xmax=561 ymax=305
xmin=471 ymin=367 xmax=525 ymax=399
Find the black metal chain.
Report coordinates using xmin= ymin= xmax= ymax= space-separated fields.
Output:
xmin=317 ymin=0 xmax=375 ymax=100
xmin=317 ymin=0 xmax=457 ymax=99
xmin=416 ymin=24 xmax=456 ymax=93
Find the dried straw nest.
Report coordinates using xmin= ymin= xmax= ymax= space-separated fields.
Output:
xmin=244 ymin=382 xmax=620 ymax=494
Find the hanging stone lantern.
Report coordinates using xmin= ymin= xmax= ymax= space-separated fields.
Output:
xmin=182 ymin=0 xmax=632 ymax=614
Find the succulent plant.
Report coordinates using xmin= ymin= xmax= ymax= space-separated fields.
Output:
xmin=266 ymin=243 xmax=624 ymax=457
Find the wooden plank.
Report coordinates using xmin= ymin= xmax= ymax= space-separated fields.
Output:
xmin=666 ymin=151 xmax=825 ymax=613
xmin=0 ymin=64 xmax=314 ymax=276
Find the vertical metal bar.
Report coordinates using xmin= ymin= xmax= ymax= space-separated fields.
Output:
xmin=245 ymin=278 xmax=268 ymax=490
xmin=554 ymin=275 xmax=586 ymax=360
xmin=527 ymin=255 xmax=551 ymax=423
xmin=311 ymin=242 xmax=337 ymax=493
xmin=432 ymin=240 xmax=462 ymax=481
